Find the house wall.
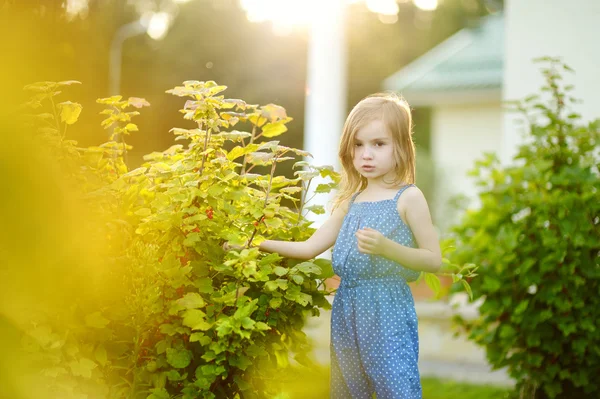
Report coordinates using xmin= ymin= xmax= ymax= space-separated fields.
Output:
xmin=431 ymin=103 xmax=503 ymax=231
xmin=503 ymin=0 xmax=600 ymax=162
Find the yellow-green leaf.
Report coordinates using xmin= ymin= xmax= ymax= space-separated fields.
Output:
xmin=424 ymin=273 xmax=441 ymax=294
xmin=59 ymin=101 xmax=82 ymax=125
xmin=85 ymin=312 xmax=110 ymax=329
xmin=261 ymin=122 xmax=287 ymax=138
xmin=95 ymin=345 xmax=108 ymax=366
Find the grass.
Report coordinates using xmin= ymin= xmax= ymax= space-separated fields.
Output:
xmin=272 ymin=366 xmax=511 ymax=398
xmin=421 ymin=377 xmax=511 ymax=399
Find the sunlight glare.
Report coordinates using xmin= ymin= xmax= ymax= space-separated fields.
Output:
xmin=239 ymin=0 xmax=321 ymax=27
xmin=146 ymin=12 xmax=171 ymax=40
xmin=413 ymin=0 xmax=438 ymax=11
xmin=365 ymin=0 xmax=399 ymax=16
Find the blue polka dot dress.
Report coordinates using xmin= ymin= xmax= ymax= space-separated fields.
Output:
xmin=330 ymin=184 xmax=422 ymax=398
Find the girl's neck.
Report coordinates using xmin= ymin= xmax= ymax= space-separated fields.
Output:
xmin=359 ymin=182 xmax=406 ymax=199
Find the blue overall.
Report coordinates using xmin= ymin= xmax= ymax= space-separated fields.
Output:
xmin=330 ymin=185 xmax=422 ymax=398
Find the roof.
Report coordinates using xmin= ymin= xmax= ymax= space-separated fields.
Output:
xmin=382 ymin=13 xmax=504 ymax=106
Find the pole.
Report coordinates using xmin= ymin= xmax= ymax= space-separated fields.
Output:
xmin=108 ymin=20 xmax=148 ymax=96
xmin=303 ymin=0 xmax=347 ymax=227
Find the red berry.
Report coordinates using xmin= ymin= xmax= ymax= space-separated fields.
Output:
xmin=192 ymin=227 xmax=200 ymax=233
xmin=176 ymin=287 xmax=185 ymax=297
xmin=253 ymin=221 xmax=259 ymax=226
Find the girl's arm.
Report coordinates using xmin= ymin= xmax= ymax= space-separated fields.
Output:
xmin=356 ymin=187 xmax=442 ymax=273
xmin=257 ymin=199 xmax=350 ymax=260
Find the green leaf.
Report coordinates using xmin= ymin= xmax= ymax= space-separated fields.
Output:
xmin=291 ymin=274 xmax=304 ymax=285
xmin=166 ymin=370 xmax=185 ymax=381
xmin=269 ymin=297 xmax=282 ymax=308
xmin=229 ymin=354 xmax=253 ymax=370
xmin=241 ymin=317 xmax=256 ymax=329
xmin=135 ymin=208 xmax=152 ymax=217
xmin=305 ymin=205 xmax=325 ymax=215
xmin=313 ymin=258 xmax=334 ymax=279
xmin=166 ymin=348 xmax=192 ymax=369
xmin=69 ymin=358 xmax=97 ymax=379
xmin=261 ymin=122 xmax=288 ymax=138
xmin=85 ymin=312 xmax=110 ymax=329
xmin=160 ymin=324 xmax=177 ymax=336
xmin=424 ymin=273 xmax=441 ymax=294
xmin=263 ymin=217 xmax=283 ymax=229
xmin=255 ymin=322 xmax=270 ymax=331
xmin=195 ymin=277 xmax=214 ymax=293
xmin=147 ymin=388 xmax=170 ymax=399
xmin=461 ymin=280 xmax=473 ymax=300
xmin=314 ymin=183 xmax=336 ymax=194
xmin=177 ymin=293 xmax=205 ymax=309
xmin=94 ymin=345 xmax=107 ymax=366
xmin=234 ymin=374 xmax=252 ymax=391
xmin=58 ymin=101 xmax=82 ymax=125
xmin=264 ymin=281 xmax=279 ymax=292
xmin=273 ymin=266 xmax=288 ymax=276
xmin=296 ymin=262 xmax=321 ymax=275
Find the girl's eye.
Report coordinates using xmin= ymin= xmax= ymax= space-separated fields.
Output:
xmin=354 ymin=143 xmax=362 ymax=147
xmin=375 ymin=142 xmax=385 ymax=147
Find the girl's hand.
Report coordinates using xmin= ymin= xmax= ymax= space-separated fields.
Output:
xmin=223 ymin=241 xmax=244 ymax=252
xmin=355 ymin=227 xmax=387 ymax=255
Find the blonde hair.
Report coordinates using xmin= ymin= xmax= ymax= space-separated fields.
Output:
xmin=332 ymin=92 xmax=415 ymax=211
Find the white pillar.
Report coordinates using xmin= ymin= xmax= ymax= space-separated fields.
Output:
xmin=502 ymin=0 xmax=600 ymax=163
xmin=303 ymin=0 xmax=348 ymax=227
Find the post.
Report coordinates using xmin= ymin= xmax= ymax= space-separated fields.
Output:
xmin=303 ymin=0 xmax=348 ymax=227
xmin=108 ymin=20 xmax=148 ymax=96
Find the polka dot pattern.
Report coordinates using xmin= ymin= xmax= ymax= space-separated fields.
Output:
xmin=330 ymin=185 xmax=422 ymax=398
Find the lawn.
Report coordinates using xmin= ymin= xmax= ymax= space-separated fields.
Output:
xmin=272 ymin=366 xmax=511 ymax=398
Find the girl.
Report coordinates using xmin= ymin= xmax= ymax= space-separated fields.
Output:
xmin=246 ymin=93 xmax=441 ymax=398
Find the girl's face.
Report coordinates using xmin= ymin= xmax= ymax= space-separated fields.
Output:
xmin=352 ymin=119 xmax=397 ymax=184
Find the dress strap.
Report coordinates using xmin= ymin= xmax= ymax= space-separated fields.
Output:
xmin=349 ymin=191 xmax=361 ymax=206
xmin=393 ymin=184 xmax=414 ymax=201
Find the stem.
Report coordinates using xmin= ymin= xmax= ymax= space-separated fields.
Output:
xmin=49 ymin=94 xmax=61 ymax=132
xmin=246 ymin=157 xmax=277 ymax=248
xmin=241 ymin=124 xmax=257 ymax=175
xmin=121 ymin=131 xmax=129 ymax=169
xmin=199 ymin=126 xmax=211 ymax=176
xmin=296 ymin=178 xmax=312 ymax=225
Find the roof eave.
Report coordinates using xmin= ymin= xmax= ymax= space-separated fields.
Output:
xmin=397 ymin=87 xmax=502 ymax=107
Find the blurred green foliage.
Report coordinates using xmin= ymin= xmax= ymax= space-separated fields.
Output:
xmin=450 ymin=58 xmax=600 ymax=398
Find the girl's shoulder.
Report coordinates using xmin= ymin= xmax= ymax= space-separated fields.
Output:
xmin=331 ymin=195 xmax=353 ymax=217
xmin=396 ymin=185 xmax=428 ymax=212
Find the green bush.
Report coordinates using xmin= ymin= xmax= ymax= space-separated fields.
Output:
xmin=17 ymin=80 xmax=338 ymax=399
xmin=450 ymin=58 xmax=600 ymax=398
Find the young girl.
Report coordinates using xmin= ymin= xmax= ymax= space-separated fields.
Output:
xmin=255 ymin=93 xmax=441 ymax=398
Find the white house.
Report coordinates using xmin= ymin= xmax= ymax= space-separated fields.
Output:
xmin=383 ymin=13 xmax=504 ymax=231
xmin=383 ymin=0 xmax=600 ymax=231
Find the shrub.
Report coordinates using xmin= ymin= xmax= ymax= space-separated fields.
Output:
xmin=450 ymin=58 xmax=600 ymax=398
xmin=18 ymin=80 xmax=337 ymax=399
